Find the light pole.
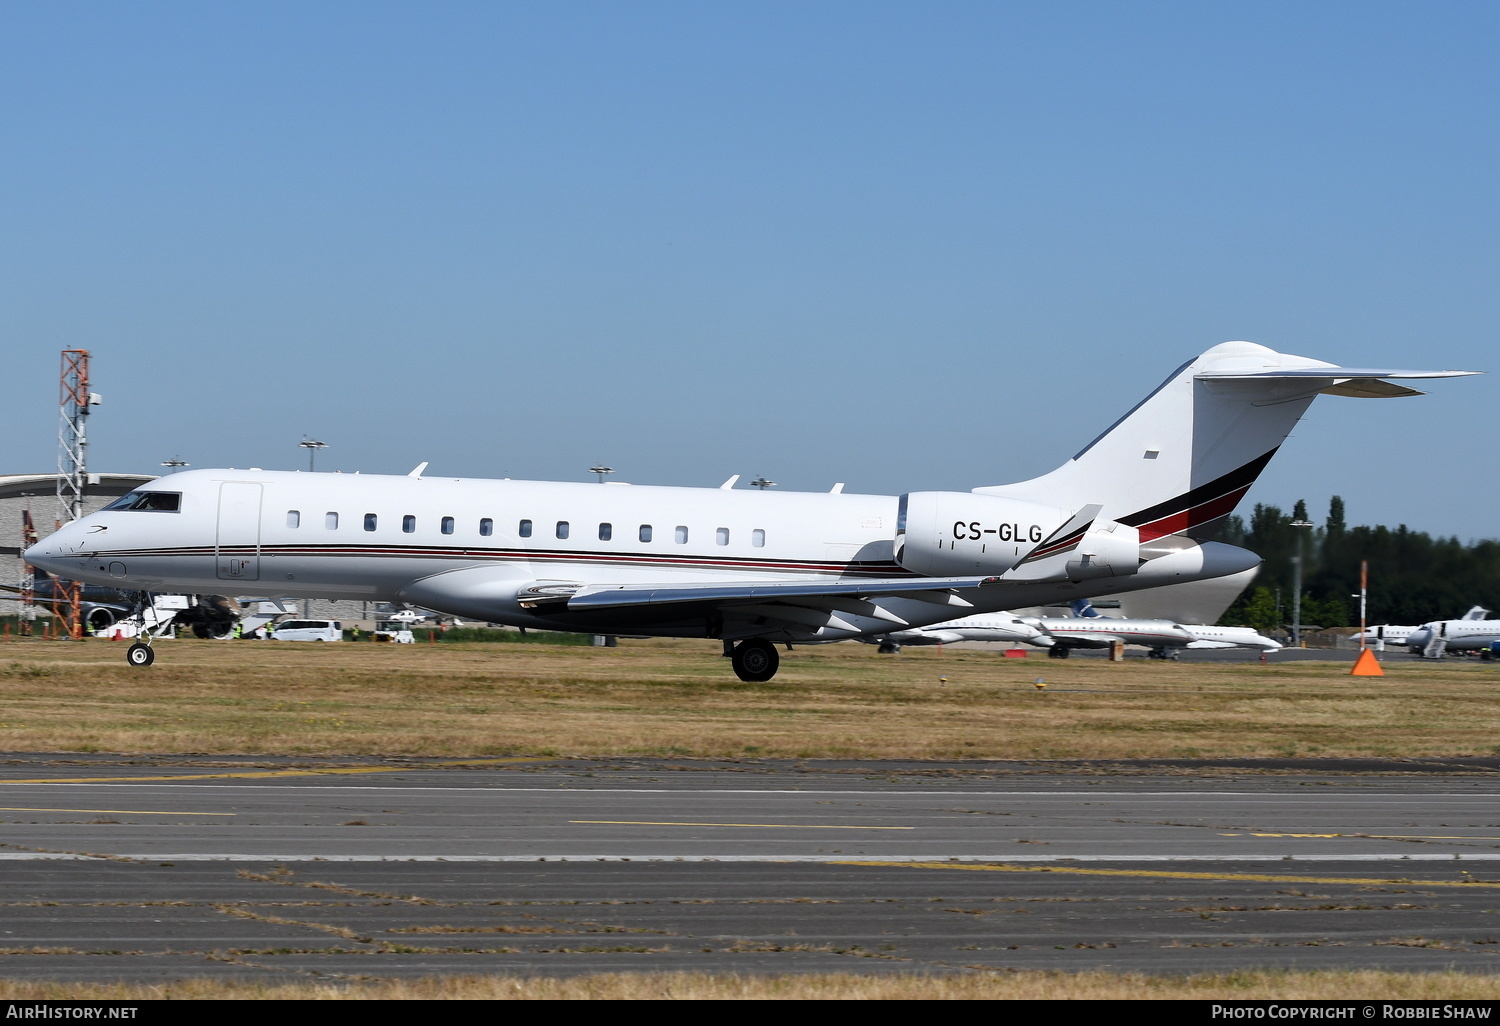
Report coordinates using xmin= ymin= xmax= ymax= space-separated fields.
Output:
xmin=299 ymin=437 xmax=328 ymax=472
xmin=1290 ymin=518 xmax=1314 ymax=647
xmin=161 ymin=457 xmax=189 ymax=473
xmin=589 ymin=464 xmax=614 ymax=484
xmin=751 ymin=476 xmax=776 ymax=490
xmin=1354 ymin=560 xmax=1369 ymax=651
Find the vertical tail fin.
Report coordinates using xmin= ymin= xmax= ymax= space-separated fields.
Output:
xmin=975 ymin=341 xmax=1474 ymax=541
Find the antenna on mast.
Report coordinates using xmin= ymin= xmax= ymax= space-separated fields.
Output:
xmin=56 ymin=350 xmax=97 ymax=639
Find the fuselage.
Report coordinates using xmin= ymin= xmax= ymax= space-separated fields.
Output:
xmin=1034 ymin=617 xmax=1197 ymax=649
xmin=25 ymin=468 xmax=1257 ymax=641
xmin=1349 ymin=625 xmax=1418 ymax=646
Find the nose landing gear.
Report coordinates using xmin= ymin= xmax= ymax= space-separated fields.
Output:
xmin=121 ymin=592 xmax=162 ymax=667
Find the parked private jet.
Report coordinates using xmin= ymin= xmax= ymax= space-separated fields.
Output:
xmin=24 ymin=342 xmax=1474 ymax=680
xmin=1179 ymin=624 xmax=1281 ymax=653
xmin=1352 ymin=607 xmax=1491 ymax=650
xmin=859 ymin=610 xmax=1277 ymax=658
xmin=1405 ymin=612 xmax=1500 ymax=658
xmin=1037 ymin=598 xmax=1280 ymax=658
xmin=857 ymin=614 xmax=1053 ymax=653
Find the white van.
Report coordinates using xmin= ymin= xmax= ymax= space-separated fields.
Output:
xmin=268 ymin=619 xmax=342 ymax=642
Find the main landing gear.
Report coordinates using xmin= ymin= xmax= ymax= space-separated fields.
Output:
xmin=1046 ymin=645 xmax=1071 ymax=659
xmin=126 ymin=643 xmax=155 ymax=667
xmin=730 ymin=638 xmax=780 ymax=682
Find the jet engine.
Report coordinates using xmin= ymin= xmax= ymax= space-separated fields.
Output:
xmin=895 ymin=491 xmax=1141 ymax=582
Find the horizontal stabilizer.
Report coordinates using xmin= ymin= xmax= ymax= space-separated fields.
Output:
xmin=1197 ymin=367 xmax=1477 ymax=399
xmin=1196 ymin=367 xmax=1476 ymax=380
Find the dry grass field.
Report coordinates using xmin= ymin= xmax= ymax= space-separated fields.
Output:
xmin=1 ymin=635 xmax=1497 ymax=761
xmin=0 ymin=969 xmax=1497 ymax=1000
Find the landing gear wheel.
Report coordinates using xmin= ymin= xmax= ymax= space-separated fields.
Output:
xmin=1047 ymin=646 xmax=1071 ymax=659
xmin=126 ymin=643 xmax=155 ymax=667
xmin=877 ymin=642 xmax=901 ymax=655
xmin=731 ymin=639 xmax=780 ymax=682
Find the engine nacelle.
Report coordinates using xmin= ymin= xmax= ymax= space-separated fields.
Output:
xmin=896 ymin=492 xmax=1065 ymax=577
xmin=895 ymin=491 xmax=1141 ymax=582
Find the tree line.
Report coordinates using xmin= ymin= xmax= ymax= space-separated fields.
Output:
xmin=1215 ymin=497 xmax=1500 ymax=631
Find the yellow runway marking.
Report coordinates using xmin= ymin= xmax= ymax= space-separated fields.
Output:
xmin=0 ymin=757 xmax=549 ymax=785
xmin=0 ymin=807 xmax=232 ymax=816
xmin=572 ymin=820 xmax=914 ymax=830
xmin=833 ymin=861 xmax=1500 ymax=889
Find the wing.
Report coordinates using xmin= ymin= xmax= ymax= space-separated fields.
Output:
xmin=542 ymin=575 xmax=1001 ymax=639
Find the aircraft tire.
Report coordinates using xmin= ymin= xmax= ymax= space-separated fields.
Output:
xmin=126 ymin=643 xmax=155 ymax=667
xmin=731 ymin=639 xmax=779 ymax=682
xmin=877 ymin=642 xmax=900 ymax=655
xmin=1047 ymin=646 xmax=1070 ymax=659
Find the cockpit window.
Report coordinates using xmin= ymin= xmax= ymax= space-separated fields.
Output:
xmin=102 ymin=491 xmax=181 ymax=513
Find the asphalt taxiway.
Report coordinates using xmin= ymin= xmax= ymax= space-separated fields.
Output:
xmin=2 ymin=754 xmax=1498 ymax=981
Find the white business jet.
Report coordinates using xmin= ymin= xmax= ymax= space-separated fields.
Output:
xmin=1351 ymin=607 xmax=1490 ymax=650
xmin=1180 ymin=624 xmax=1282 ymax=654
xmin=1404 ymin=611 xmax=1500 ymax=658
xmin=25 ymin=342 xmax=1474 ymax=681
xmin=857 ymin=614 xmax=1054 ymax=653
xmin=1033 ymin=598 xmax=1279 ymax=658
xmin=858 ymin=612 xmax=1278 ymax=658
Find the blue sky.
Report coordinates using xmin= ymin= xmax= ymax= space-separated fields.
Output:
xmin=3 ymin=1 xmax=1495 ymax=538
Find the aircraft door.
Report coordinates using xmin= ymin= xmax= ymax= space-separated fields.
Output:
xmin=216 ymin=482 xmax=262 ymax=582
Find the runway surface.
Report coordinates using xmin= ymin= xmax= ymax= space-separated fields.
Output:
xmin=2 ymin=753 xmax=1499 ymax=981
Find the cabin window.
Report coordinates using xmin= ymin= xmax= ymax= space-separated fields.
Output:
xmin=556 ymin=521 xmax=569 ymax=539
xmin=518 ymin=519 xmax=531 ymax=538
xmin=402 ymin=515 xmax=416 ymax=534
xmin=441 ymin=517 xmax=454 ymax=535
xmin=598 ymin=522 xmax=612 ymax=541
xmin=675 ymin=525 xmax=688 ymax=544
xmin=325 ymin=512 xmax=339 ymax=530
xmin=102 ymin=491 xmax=181 ymax=512
xmin=286 ymin=510 xmax=300 ymax=528
xmin=716 ymin=528 xmax=729 ymax=546
xmin=364 ymin=513 xmax=378 ymax=531
xmin=639 ymin=524 xmax=652 ymax=542
xmin=479 ymin=518 xmax=493 ymax=536
xmin=752 ymin=529 xmax=766 ymax=548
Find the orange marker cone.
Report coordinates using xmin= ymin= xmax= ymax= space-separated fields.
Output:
xmin=1350 ymin=648 xmax=1384 ymax=676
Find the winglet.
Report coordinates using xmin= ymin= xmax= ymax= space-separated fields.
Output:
xmin=408 ymin=462 xmax=429 ymax=479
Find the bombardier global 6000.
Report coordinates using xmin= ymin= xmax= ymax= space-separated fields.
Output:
xmin=25 ymin=342 xmax=1475 ymax=681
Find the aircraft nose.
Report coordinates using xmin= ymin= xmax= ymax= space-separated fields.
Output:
xmin=24 ymin=524 xmax=86 ymax=572
xmin=24 ymin=540 xmax=63 ymax=573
